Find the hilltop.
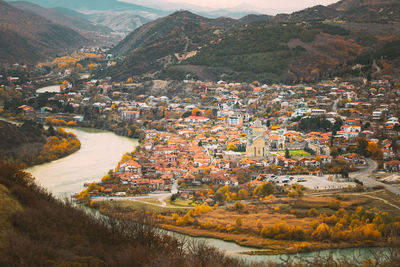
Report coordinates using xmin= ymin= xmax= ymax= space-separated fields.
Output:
xmin=10 ymin=1 xmax=113 ymax=34
xmin=107 ymin=10 xmax=240 ymax=80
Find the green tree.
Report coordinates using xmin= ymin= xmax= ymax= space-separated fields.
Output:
xmin=285 ymin=148 xmax=291 ymax=158
xmin=254 ymin=183 xmax=275 ymax=197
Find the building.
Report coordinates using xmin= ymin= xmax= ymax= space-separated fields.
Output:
xmin=120 ymin=110 xmax=140 ymax=120
xmin=184 ymin=116 xmax=210 ymax=123
xmin=246 ymin=119 xmax=270 ymax=158
xmin=227 ymin=114 xmax=243 ymax=126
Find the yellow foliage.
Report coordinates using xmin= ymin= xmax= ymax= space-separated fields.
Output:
xmin=311 ymin=223 xmax=330 ymax=240
xmin=264 ymin=194 xmax=276 ymax=203
xmin=102 ymin=174 xmax=112 ymax=182
xmin=193 ymin=203 xmax=213 ymax=216
xmin=225 ymin=224 xmax=234 ymax=233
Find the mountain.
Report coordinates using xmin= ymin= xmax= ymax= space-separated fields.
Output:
xmin=273 ymin=0 xmax=400 ymax=23
xmin=107 ymin=10 xmax=240 ymax=79
xmin=5 ymin=0 xmax=167 ymax=15
xmin=107 ymin=0 xmax=400 ymax=82
xmin=10 ymin=1 xmax=113 ymax=34
xmin=83 ymin=11 xmax=151 ymax=33
xmin=0 ymin=0 xmax=87 ymax=64
xmin=52 ymin=6 xmax=89 ymax=20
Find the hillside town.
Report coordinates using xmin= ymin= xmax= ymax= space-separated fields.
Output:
xmin=2 ymin=61 xmax=400 ymax=199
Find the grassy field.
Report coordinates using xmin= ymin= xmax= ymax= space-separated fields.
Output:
xmin=277 ymin=150 xmax=311 ymax=157
xmin=97 ymin=190 xmax=400 ymax=254
xmin=161 ymin=192 xmax=400 ymax=253
xmin=166 ymin=198 xmax=197 ymax=207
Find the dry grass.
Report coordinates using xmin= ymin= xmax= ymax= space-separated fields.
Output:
xmin=159 ymin=193 xmax=400 ymax=251
xmin=0 ymin=184 xmax=22 ymax=248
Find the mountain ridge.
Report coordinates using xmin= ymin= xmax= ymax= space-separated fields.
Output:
xmin=106 ymin=0 xmax=400 ymax=82
xmin=0 ymin=0 xmax=87 ymax=64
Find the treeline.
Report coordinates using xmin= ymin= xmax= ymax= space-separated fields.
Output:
xmin=36 ymin=127 xmax=81 ymax=164
xmin=0 ymin=120 xmax=80 ymax=167
xmin=297 ymin=117 xmax=342 ymax=132
xmin=0 ymin=161 xmax=245 ymax=266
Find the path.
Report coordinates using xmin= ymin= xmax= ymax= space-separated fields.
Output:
xmin=351 ymin=158 xmax=400 ymax=195
xmin=332 ymin=95 xmax=341 ymax=112
xmin=307 ymin=190 xmax=400 ymax=211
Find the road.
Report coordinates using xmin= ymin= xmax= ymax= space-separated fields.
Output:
xmin=351 ymin=158 xmax=400 ymax=195
xmin=332 ymin=96 xmax=341 ymax=112
xmin=92 ymin=179 xmax=179 ymax=203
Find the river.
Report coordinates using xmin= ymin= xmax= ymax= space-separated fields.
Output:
xmin=27 ymin=127 xmax=138 ymax=197
xmin=24 ymin=126 xmax=389 ymax=264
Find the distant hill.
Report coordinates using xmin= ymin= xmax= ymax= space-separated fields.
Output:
xmin=273 ymin=0 xmax=400 ymax=23
xmin=5 ymin=0 xmax=167 ymax=15
xmin=107 ymin=0 xmax=400 ymax=82
xmin=84 ymin=11 xmax=151 ymax=33
xmin=10 ymin=1 xmax=113 ymax=34
xmin=107 ymin=10 xmax=240 ymax=79
xmin=0 ymin=0 xmax=87 ymax=64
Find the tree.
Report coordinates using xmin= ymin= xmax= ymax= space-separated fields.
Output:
xmin=311 ymin=223 xmax=330 ymax=240
xmin=215 ymin=191 xmax=225 ymax=204
xmin=227 ymin=143 xmax=238 ymax=151
xmin=238 ymin=188 xmax=249 ymax=199
xmin=254 ymin=183 xmax=275 ymax=197
xmin=357 ymin=138 xmax=369 ymax=157
xmin=191 ymin=108 xmax=201 ymax=116
xmin=285 ymin=149 xmax=291 ymax=158
xmin=235 ymin=217 xmax=242 ymax=228
xmin=233 ymin=201 xmax=243 ymax=211
xmin=47 ymin=125 xmax=55 ymax=137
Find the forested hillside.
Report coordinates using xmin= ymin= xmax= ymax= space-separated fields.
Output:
xmin=0 ymin=121 xmax=80 ymax=167
xmin=107 ymin=0 xmax=400 ymax=83
xmin=0 ymin=0 xmax=87 ymax=64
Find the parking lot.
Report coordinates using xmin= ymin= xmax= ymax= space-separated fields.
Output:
xmin=265 ymin=175 xmax=356 ymax=190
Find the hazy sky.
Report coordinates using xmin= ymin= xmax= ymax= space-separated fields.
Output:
xmin=162 ymin=0 xmax=339 ymax=13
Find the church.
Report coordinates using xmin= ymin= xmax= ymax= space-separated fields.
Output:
xmin=246 ymin=119 xmax=271 ymax=158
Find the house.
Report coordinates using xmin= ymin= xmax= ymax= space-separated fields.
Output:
xmin=120 ymin=110 xmax=140 ymax=120
xmin=227 ymin=115 xmax=243 ymax=126
xmin=184 ymin=116 xmax=210 ymax=123
xmin=384 ymin=160 xmax=400 ymax=172
xmin=120 ymin=160 xmax=142 ymax=174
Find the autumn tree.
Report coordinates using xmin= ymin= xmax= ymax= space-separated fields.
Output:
xmin=254 ymin=183 xmax=275 ymax=197
xmin=227 ymin=143 xmax=238 ymax=151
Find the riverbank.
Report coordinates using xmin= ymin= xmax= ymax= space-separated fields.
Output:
xmin=160 ymin=224 xmax=388 ymax=256
xmin=27 ymin=127 xmax=138 ymax=196
xmin=95 ymin=190 xmax=400 ymax=256
xmin=0 ymin=161 xmax=244 ymax=266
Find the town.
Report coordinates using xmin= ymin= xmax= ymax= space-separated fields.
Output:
xmin=1 ymin=52 xmax=400 ymax=201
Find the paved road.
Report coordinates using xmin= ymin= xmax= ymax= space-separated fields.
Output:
xmin=351 ymin=158 xmax=400 ymax=195
xmin=332 ymin=96 xmax=341 ymax=113
xmin=92 ymin=179 xmax=179 ymax=202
